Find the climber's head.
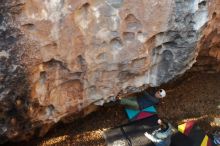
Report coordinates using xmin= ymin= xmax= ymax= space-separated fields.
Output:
xmin=157 ymin=119 xmax=169 ymax=132
xmin=155 ymin=89 xmax=166 ymax=99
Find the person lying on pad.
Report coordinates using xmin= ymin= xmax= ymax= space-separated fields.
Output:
xmin=117 ymin=89 xmax=166 ymax=110
xmin=144 ymin=119 xmax=174 ymax=146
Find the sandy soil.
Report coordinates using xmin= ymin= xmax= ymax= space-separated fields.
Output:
xmin=5 ymin=72 xmax=220 ymax=146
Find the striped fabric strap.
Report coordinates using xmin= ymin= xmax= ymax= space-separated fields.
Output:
xmin=120 ymin=127 xmax=132 ymax=146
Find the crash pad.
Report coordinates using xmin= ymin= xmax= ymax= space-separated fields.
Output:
xmin=125 ymin=106 xmax=157 ymax=121
xmin=178 ymin=121 xmax=216 ymax=146
xmin=103 ymin=115 xmax=159 ymax=146
xmin=104 ymin=115 xmax=193 ymax=146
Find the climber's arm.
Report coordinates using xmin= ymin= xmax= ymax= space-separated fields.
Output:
xmin=144 ymin=132 xmax=162 ymax=143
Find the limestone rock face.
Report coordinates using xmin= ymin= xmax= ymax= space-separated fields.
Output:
xmin=0 ymin=0 xmax=218 ymax=142
xmin=193 ymin=0 xmax=220 ymax=72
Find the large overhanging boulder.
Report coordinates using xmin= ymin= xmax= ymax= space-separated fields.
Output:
xmin=0 ymin=0 xmax=219 ymax=142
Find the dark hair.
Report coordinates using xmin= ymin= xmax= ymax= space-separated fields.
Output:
xmin=159 ymin=119 xmax=169 ymax=132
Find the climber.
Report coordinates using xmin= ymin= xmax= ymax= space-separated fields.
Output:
xmin=144 ymin=119 xmax=174 ymax=146
xmin=116 ymin=89 xmax=166 ymax=110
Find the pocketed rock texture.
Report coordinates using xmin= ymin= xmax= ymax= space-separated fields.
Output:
xmin=0 ymin=0 xmax=219 ymax=142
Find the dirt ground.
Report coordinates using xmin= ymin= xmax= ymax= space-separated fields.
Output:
xmin=5 ymin=72 xmax=220 ymax=146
